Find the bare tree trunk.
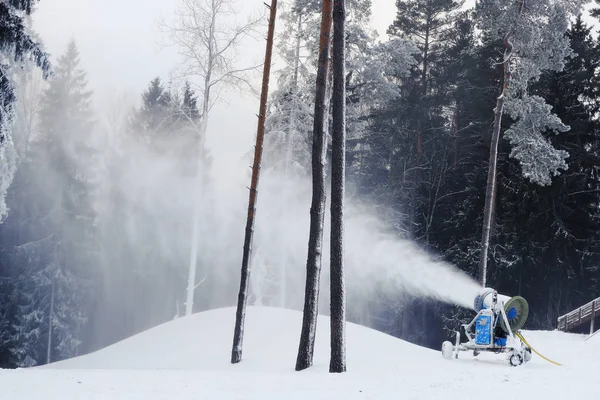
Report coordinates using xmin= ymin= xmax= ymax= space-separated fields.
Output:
xmin=163 ymin=0 xmax=262 ymax=317
xmin=185 ymin=2 xmax=215 ymax=317
xmin=479 ymin=39 xmax=512 ymax=287
xmin=292 ymin=12 xmax=303 ymax=90
xmin=231 ymin=0 xmax=278 ymax=364
xmin=278 ymin=11 xmax=304 ymax=309
xmin=185 ymin=198 xmax=200 ymax=316
xmin=408 ymin=13 xmax=430 ymax=241
xmin=46 ymin=278 xmax=54 ymax=365
xmin=295 ymin=0 xmax=333 ymax=372
xmin=329 ymin=0 xmax=346 ymax=374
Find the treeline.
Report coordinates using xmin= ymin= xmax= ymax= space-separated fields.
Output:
xmin=264 ymin=0 xmax=600 ymax=347
xmin=363 ymin=6 xmax=600 ymax=345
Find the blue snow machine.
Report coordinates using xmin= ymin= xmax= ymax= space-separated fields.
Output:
xmin=441 ymin=288 xmax=532 ymax=366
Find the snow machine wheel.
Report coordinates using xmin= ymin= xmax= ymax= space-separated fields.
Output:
xmin=442 ymin=341 xmax=454 ymax=360
xmin=509 ymin=352 xmax=523 ymax=367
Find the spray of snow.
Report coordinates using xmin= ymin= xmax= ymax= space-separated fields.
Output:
xmin=341 ymin=206 xmax=480 ymax=309
xmin=229 ymin=167 xmax=481 ymax=312
xmin=85 ymin=104 xmax=481 ymax=346
xmin=72 ymin=91 xmax=482 ymax=347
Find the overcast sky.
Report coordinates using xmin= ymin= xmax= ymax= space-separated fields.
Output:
xmin=29 ymin=0 xmax=596 ymax=171
xmin=28 ymin=0 xmax=400 ymax=169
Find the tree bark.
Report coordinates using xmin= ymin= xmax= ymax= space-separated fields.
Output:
xmin=46 ymin=278 xmax=54 ymax=365
xmin=231 ymin=0 xmax=278 ymax=364
xmin=479 ymin=40 xmax=512 ymax=287
xmin=185 ymin=0 xmax=215 ymax=317
xmin=295 ymin=0 xmax=333 ymax=372
xmin=329 ymin=0 xmax=346 ymax=374
xmin=278 ymin=10 xmax=305 ymax=309
xmin=408 ymin=11 xmax=430 ymax=240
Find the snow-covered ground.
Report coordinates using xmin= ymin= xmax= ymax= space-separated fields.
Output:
xmin=1 ymin=306 xmax=597 ymax=399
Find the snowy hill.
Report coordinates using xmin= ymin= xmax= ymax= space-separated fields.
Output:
xmin=47 ymin=306 xmax=434 ymax=372
xmin=1 ymin=306 xmax=598 ymax=399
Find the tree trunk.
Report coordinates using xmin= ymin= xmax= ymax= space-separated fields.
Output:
xmin=292 ymin=12 xmax=303 ymax=90
xmin=231 ymin=0 xmax=278 ymax=364
xmin=295 ymin=0 xmax=333 ymax=372
xmin=408 ymin=15 xmax=430 ymax=240
xmin=479 ymin=41 xmax=512 ymax=287
xmin=185 ymin=2 xmax=215 ymax=317
xmin=329 ymin=0 xmax=346 ymax=374
xmin=46 ymin=278 xmax=54 ymax=365
xmin=185 ymin=200 xmax=200 ymax=316
xmin=278 ymin=11 xmax=304 ymax=309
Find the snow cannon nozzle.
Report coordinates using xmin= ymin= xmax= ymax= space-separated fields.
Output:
xmin=473 ymin=288 xmax=529 ymax=332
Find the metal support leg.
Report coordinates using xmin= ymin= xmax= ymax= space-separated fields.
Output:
xmin=454 ymin=330 xmax=460 ymax=359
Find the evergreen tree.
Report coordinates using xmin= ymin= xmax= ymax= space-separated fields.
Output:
xmin=0 ymin=0 xmax=50 ymax=220
xmin=385 ymin=0 xmax=464 ymax=239
xmin=130 ymin=77 xmax=176 ymax=141
xmin=6 ymin=40 xmax=96 ymax=366
xmin=329 ymin=0 xmax=347 ymax=374
xmin=475 ymin=0 xmax=586 ymax=285
xmin=0 ymin=274 xmax=15 ymax=367
xmin=490 ymin=15 xmax=600 ymax=324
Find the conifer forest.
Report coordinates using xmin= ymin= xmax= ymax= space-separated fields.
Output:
xmin=1 ymin=0 xmax=600 ymax=369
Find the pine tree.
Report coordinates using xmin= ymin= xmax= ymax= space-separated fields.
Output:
xmin=117 ymin=78 xmax=201 ymax=329
xmin=180 ymin=81 xmax=200 ymax=122
xmin=130 ymin=77 xmax=176 ymax=142
xmin=386 ymin=0 xmax=464 ymax=239
xmin=0 ymin=1 xmax=50 ymax=220
xmin=0 ymin=274 xmax=15 ymax=367
xmin=296 ymin=0 xmax=333 ymax=372
xmin=264 ymin=0 xmax=375 ymax=179
xmin=8 ymin=40 xmax=96 ymax=366
xmin=475 ymin=0 xmax=586 ymax=286
xmin=329 ymin=0 xmax=347 ymax=374
xmin=490 ymin=15 xmax=600 ymax=325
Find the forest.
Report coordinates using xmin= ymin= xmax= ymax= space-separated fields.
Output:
xmin=0 ymin=0 xmax=599 ymax=368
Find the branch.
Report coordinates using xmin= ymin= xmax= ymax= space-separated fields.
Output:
xmin=194 ymin=276 xmax=207 ymax=289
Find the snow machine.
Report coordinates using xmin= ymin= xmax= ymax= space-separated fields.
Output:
xmin=442 ymin=288 xmax=532 ymax=366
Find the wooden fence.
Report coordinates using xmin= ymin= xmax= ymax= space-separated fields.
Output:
xmin=557 ymin=297 xmax=600 ymax=334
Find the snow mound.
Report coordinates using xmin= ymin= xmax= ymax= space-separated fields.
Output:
xmin=46 ymin=306 xmax=435 ymax=372
xmin=2 ymin=307 xmax=597 ymax=399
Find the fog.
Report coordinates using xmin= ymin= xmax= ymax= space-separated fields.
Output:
xmin=76 ymin=96 xmax=481 ymax=352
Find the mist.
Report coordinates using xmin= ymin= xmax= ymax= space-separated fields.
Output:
xmin=4 ymin=59 xmax=483 ymax=360
xmin=74 ymin=93 xmax=481 ymax=352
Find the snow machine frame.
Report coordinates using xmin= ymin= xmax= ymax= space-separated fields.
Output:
xmin=442 ymin=289 xmax=532 ymax=367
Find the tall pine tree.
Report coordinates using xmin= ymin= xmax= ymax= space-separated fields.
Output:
xmin=7 ymin=40 xmax=96 ymax=366
xmin=0 ymin=1 xmax=50 ymax=220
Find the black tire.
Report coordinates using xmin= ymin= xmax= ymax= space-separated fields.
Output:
xmin=509 ymin=353 xmax=523 ymax=367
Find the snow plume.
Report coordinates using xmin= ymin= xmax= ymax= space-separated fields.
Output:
xmin=41 ymin=92 xmax=482 ymax=352
xmin=242 ymin=168 xmax=481 ymax=313
xmin=83 ymin=118 xmax=482 ymax=350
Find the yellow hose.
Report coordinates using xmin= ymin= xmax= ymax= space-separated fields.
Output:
xmin=515 ymin=331 xmax=562 ymax=366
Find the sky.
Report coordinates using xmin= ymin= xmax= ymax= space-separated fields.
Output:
xmin=29 ymin=0 xmax=597 ymax=170
xmin=29 ymin=0 xmax=403 ymax=170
